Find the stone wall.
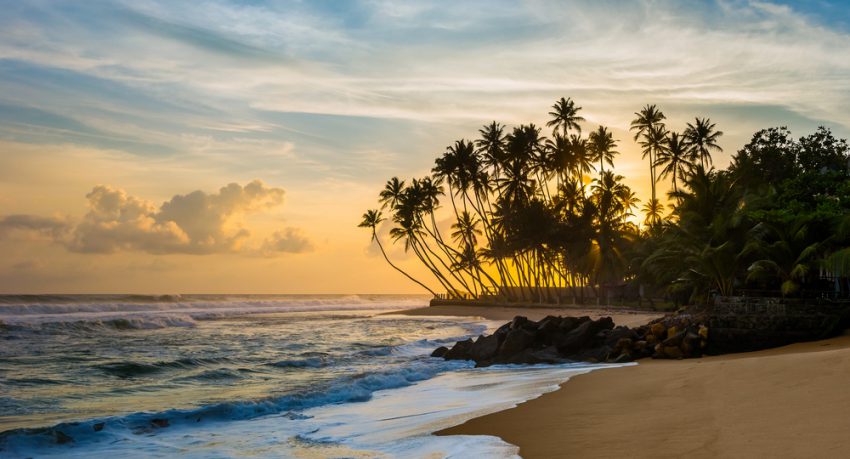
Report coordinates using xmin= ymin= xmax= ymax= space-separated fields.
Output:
xmin=704 ymin=296 xmax=850 ymax=354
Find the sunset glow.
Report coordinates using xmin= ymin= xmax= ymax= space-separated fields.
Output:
xmin=1 ymin=0 xmax=849 ymax=293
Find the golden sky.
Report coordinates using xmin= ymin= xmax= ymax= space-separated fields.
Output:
xmin=1 ymin=0 xmax=849 ymax=293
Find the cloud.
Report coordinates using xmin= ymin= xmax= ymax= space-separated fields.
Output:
xmin=0 ymin=214 xmax=70 ymax=239
xmin=67 ymin=180 xmax=287 ymax=254
xmin=66 ymin=185 xmax=191 ymax=254
xmin=0 ymin=180 xmax=311 ymax=256
xmin=260 ymin=227 xmax=314 ymax=255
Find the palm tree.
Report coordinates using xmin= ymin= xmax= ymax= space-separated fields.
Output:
xmin=588 ymin=126 xmax=618 ymax=174
xmin=451 ymin=211 xmax=483 ymax=248
xmin=746 ymin=219 xmax=823 ymax=296
xmin=567 ymin=134 xmax=592 ymax=177
xmin=546 ymin=97 xmax=585 ymax=137
xmin=655 ymin=131 xmax=694 ymax=196
xmin=379 ymin=177 xmax=405 ymax=209
xmin=476 ymin=122 xmax=507 ymax=176
xmin=683 ymin=117 xmax=724 ymax=169
xmin=641 ymin=198 xmax=664 ymax=228
xmin=544 ymin=134 xmax=574 ymax=188
xmin=359 ymin=210 xmax=436 ymax=296
xmin=630 ymin=104 xmax=666 ymax=205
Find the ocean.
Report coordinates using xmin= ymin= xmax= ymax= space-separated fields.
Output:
xmin=0 ymin=294 xmax=616 ymax=458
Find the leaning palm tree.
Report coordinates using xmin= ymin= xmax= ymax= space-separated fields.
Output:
xmin=359 ymin=210 xmax=436 ymax=295
xmin=630 ymin=104 xmax=666 ymax=206
xmin=546 ymin=97 xmax=585 ymax=137
xmin=451 ymin=211 xmax=483 ymax=248
xmin=655 ymin=131 xmax=694 ymax=196
xmin=683 ymin=117 xmax=724 ymax=169
xmin=588 ymin=126 xmax=618 ymax=174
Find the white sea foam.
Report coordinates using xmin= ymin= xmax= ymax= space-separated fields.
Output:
xmin=2 ymin=362 xmax=631 ymax=458
xmin=0 ymin=294 xmax=428 ymax=330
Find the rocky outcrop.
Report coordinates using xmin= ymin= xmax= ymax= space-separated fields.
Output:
xmin=436 ymin=299 xmax=850 ymax=366
xmin=438 ymin=314 xmax=711 ymax=366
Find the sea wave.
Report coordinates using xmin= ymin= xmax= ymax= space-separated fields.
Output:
xmin=0 ymin=314 xmax=200 ymax=332
xmin=94 ymin=357 xmax=236 ymax=378
xmin=0 ymin=294 xmax=429 ymax=331
xmin=266 ymin=357 xmax=326 ymax=369
xmin=0 ymin=358 xmax=472 ymax=451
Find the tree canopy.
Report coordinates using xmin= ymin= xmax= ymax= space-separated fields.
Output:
xmin=361 ymin=99 xmax=850 ymax=305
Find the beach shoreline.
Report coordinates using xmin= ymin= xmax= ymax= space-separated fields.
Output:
xmin=392 ymin=304 xmax=850 ymax=458
xmin=386 ymin=304 xmax=662 ymax=328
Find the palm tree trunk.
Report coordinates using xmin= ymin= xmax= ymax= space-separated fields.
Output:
xmin=373 ymin=233 xmax=436 ymax=296
xmin=410 ymin=239 xmax=457 ymax=297
xmin=418 ymin=235 xmax=475 ymax=296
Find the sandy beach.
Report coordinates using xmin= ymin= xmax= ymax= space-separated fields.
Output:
xmin=390 ymin=304 xmax=661 ymax=328
xmin=395 ymin=305 xmax=850 ymax=458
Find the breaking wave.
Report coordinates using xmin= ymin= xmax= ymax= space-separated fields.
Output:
xmin=0 ymin=294 xmax=428 ymax=332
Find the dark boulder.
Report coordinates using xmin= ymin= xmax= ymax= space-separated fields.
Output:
xmin=662 ymin=330 xmax=686 ymax=348
xmin=444 ymin=338 xmax=474 ymax=360
xmin=509 ymin=316 xmax=531 ymax=330
xmin=469 ymin=334 xmax=502 ymax=361
xmin=499 ymin=328 xmax=536 ymax=358
xmin=556 ymin=317 xmax=614 ymax=355
xmin=431 ymin=346 xmax=449 ymax=358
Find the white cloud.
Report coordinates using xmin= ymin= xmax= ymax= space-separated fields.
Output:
xmin=260 ymin=227 xmax=314 ymax=255
xmin=66 ymin=185 xmax=191 ymax=254
xmin=0 ymin=180 xmax=312 ymax=256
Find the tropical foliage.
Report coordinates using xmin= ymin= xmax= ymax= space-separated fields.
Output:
xmin=361 ymin=99 xmax=850 ymax=304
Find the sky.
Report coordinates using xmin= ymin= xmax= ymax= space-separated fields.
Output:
xmin=1 ymin=0 xmax=849 ymax=294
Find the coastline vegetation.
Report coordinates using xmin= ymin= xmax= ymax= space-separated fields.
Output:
xmin=361 ymin=99 xmax=850 ymax=305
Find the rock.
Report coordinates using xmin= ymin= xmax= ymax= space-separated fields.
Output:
xmin=499 ymin=328 xmax=536 ymax=357
xmin=662 ymin=330 xmax=686 ymax=348
xmin=557 ymin=317 xmax=614 ymax=356
xmin=663 ymin=346 xmax=683 ymax=359
xmin=444 ymin=338 xmax=474 ymax=360
xmin=699 ymin=325 xmax=709 ymax=341
xmin=681 ymin=332 xmax=702 ymax=357
xmin=650 ymin=322 xmax=666 ymax=339
xmin=529 ymin=345 xmax=566 ymax=363
xmin=537 ymin=317 xmax=564 ymax=344
xmin=54 ymin=430 xmax=73 ymax=444
xmin=509 ymin=316 xmax=530 ymax=330
xmin=613 ymin=337 xmax=633 ymax=355
xmin=556 ymin=320 xmax=596 ymax=355
xmin=537 ymin=316 xmax=562 ymax=330
xmin=503 ymin=346 xmax=565 ymax=365
xmin=151 ymin=418 xmax=170 ymax=428
xmin=570 ymin=344 xmax=612 ymax=363
xmin=469 ymin=334 xmax=501 ymax=361
xmin=604 ymin=326 xmax=637 ymax=348
xmin=494 ymin=322 xmax=512 ymax=336
xmin=93 ymin=422 xmax=105 ymax=432
xmin=666 ymin=326 xmax=679 ymax=339
xmin=430 ymin=346 xmax=449 ymax=358
xmin=558 ymin=316 xmax=585 ymax=333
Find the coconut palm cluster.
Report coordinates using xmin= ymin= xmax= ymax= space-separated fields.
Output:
xmin=361 ymin=98 xmax=850 ymax=304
